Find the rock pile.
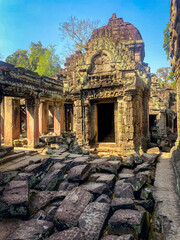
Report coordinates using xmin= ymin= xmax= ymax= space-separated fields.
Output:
xmin=0 ymin=148 xmax=159 ymax=239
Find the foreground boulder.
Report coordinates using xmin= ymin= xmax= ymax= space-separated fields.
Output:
xmin=35 ymin=163 xmax=66 ymax=190
xmin=108 ymin=209 xmax=146 ymax=237
xmin=54 ymin=187 xmax=93 ymax=230
xmin=6 ymin=219 xmax=53 ymax=240
xmin=67 ymin=164 xmax=91 ymax=182
xmin=0 ymin=180 xmax=29 ymax=219
xmin=114 ymin=183 xmax=134 ymax=199
xmin=46 ymin=227 xmax=84 ymax=240
xmin=30 ymin=190 xmax=68 ymax=212
xmin=79 ymin=202 xmax=110 ymax=240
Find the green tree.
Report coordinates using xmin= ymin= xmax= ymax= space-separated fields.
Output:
xmin=163 ymin=21 xmax=170 ymax=60
xmin=6 ymin=49 xmax=29 ymax=68
xmin=6 ymin=42 xmax=61 ymax=77
xmin=156 ymin=67 xmax=175 ymax=87
xmin=36 ymin=45 xmax=60 ymax=77
xmin=29 ymin=41 xmax=45 ymax=71
xmin=59 ymin=16 xmax=99 ymax=53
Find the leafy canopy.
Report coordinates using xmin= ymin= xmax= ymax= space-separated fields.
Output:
xmin=163 ymin=21 xmax=170 ymax=60
xmin=6 ymin=41 xmax=60 ymax=77
xmin=156 ymin=67 xmax=175 ymax=87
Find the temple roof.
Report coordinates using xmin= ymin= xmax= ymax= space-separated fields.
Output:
xmin=91 ymin=13 xmax=143 ymax=42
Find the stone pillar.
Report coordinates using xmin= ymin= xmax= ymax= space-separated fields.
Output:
xmin=39 ymin=101 xmax=49 ymax=135
xmin=0 ymin=98 xmax=4 ymax=140
xmin=26 ymin=99 xmax=40 ymax=148
xmin=84 ymin=100 xmax=91 ymax=147
xmin=0 ymin=95 xmax=3 ymax=147
xmin=60 ymin=103 xmax=64 ymax=133
xmin=4 ymin=97 xmax=20 ymax=146
xmin=54 ymin=102 xmax=62 ymax=135
xmin=74 ymin=99 xmax=83 ymax=146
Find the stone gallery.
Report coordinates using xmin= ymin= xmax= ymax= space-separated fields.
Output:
xmin=0 ymin=6 xmax=180 ymax=240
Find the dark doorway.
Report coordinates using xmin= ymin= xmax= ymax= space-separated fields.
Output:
xmin=65 ymin=104 xmax=73 ymax=131
xmin=98 ymin=103 xmax=115 ymax=142
xmin=149 ymin=115 xmax=156 ymax=129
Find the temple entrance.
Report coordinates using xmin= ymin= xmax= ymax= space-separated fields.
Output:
xmin=98 ymin=103 xmax=115 ymax=142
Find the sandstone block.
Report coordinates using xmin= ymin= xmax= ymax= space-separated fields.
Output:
xmin=46 ymin=227 xmax=84 ymax=240
xmin=67 ymin=164 xmax=91 ymax=182
xmin=114 ymin=183 xmax=134 ymax=199
xmin=35 ymin=163 xmax=66 ymax=190
xmin=54 ymin=187 xmax=93 ymax=230
xmin=79 ymin=202 xmax=110 ymax=240
xmin=0 ymin=180 xmax=29 ymax=218
xmin=6 ymin=219 xmax=53 ymax=240
xmin=108 ymin=209 xmax=146 ymax=236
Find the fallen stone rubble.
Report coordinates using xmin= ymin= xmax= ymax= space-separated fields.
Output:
xmin=0 ymin=148 xmax=160 ymax=240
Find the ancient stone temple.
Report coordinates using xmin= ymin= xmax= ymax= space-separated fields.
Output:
xmin=149 ymin=74 xmax=177 ymax=148
xmin=63 ymin=14 xmax=151 ymax=155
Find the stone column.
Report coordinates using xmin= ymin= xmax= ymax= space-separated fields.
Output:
xmin=0 ymin=98 xmax=4 ymax=140
xmin=39 ymin=101 xmax=49 ymax=135
xmin=4 ymin=97 xmax=20 ymax=146
xmin=54 ymin=102 xmax=62 ymax=135
xmin=60 ymin=103 xmax=64 ymax=133
xmin=26 ymin=98 xmax=40 ymax=148
xmin=0 ymin=95 xmax=3 ymax=147
xmin=84 ymin=100 xmax=91 ymax=147
xmin=74 ymin=99 xmax=84 ymax=146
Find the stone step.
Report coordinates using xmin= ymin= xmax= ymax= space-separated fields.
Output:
xmin=0 ymin=151 xmax=26 ymax=165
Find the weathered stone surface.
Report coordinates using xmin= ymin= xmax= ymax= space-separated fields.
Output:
xmin=114 ymin=183 xmax=134 ymax=199
xmin=69 ymin=156 xmax=90 ymax=168
xmin=133 ymin=162 xmax=152 ymax=174
xmin=0 ymin=219 xmax=23 ymax=240
xmin=15 ymin=172 xmax=36 ymax=188
xmin=58 ymin=180 xmax=79 ymax=191
xmin=96 ymin=194 xmax=111 ymax=204
xmin=30 ymin=191 xmax=67 ymax=211
xmin=35 ymin=163 xmax=66 ymax=190
xmin=141 ymin=153 xmax=158 ymax=164
xmin=0 ymin=170 xmax=18 ymax=185
xmin=81 ymin=182 xmax=111 ymax=197
xmin=79 ymin=202 xmax=110 ymax=240
xmin=123 ymin=155 xmax=136 ymax=169
xmin=45 ymin=205 xmax=58 ymax=221
xmin=108 ymin=209 xmax=146 ymax=236
xmin=91 ymin=173 xmax=116 ymax=188
xmin=46 ymin=227 xmax=84 ymax=240
xmin=67 ymin=164 xmax=91 ymax=182
xmin=98 ymin=161 xmax=121 ymax=175
xmin=0 ymin=180 xmax=29 ymax=218
xmin=6 ymin=219 xmax=53 ymax=240
xmin=54 ymin=187 xmax=93 ymax=230
xmin=24 ymin=158 xmax=53 ymax=182
xmin=111 ymin=198 xmax=135 ymax=212
xmin=124 ymin=176 xmax=146 ymax=192
xmin=118 ymin=173 xmax=135 ymax=180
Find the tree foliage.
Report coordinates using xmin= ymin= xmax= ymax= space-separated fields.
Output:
xmin=163 ymin=21 xmax=170 ymax=60
xmin=59 ymin=16 xmax=99 ymax=53
xmin=156 ymin=67 xmax=175 ymax=87
xmin=6 ymin=49 xmax=29 ymax=68
xmin=36 ymin=45 xmax=60 ymax=76
xmin=6 ymin=42 xmax=60 ymax=77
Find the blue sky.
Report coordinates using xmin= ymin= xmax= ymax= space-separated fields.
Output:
xmin=0 ymin=0 xmax=170 ymax=73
